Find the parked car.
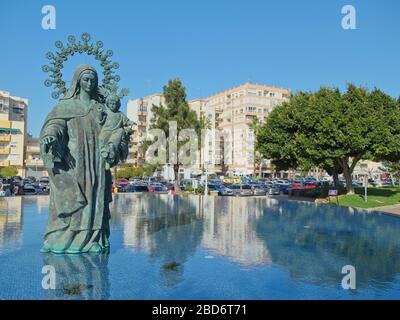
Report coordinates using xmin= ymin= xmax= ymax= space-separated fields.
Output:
xmin=148 ymin=183 xmax=168 ymax=193
xmin=218 ymin=186 xmax=234 ymax=196
xmin=124 ymin=184 xmax=149 ymax=193
xmin=12 ymin=176 xmax=23 ymax=186
xmin=207 ymin=184 xmax=223 ymax=192
xmin=303 ymin=182 xmax=317 ymax=189
xmin=264 ymin=183 xmax=280 ymax=195
xmin=151 ymin=186 xmax=168 ymax=193
xmin=277 ymin=183 xmax=291 ymax=194
xmin=23 ymin=178 xmax=33 ymax=186
xmin=163 ymin=183 xmax=175 ymax=191
xmin=24 ymin=176 xmax=37 ymax=184
xmin=252 ymin=184 xmax=267 ymax=196
xmin=38 ymin=177 xmax=50 ymax=190
xmin=371 ymin=180 xmax=384 ymax=187
xmin=115 ymin=178 xmax=129 ymax=186
xmin=230 ymin=184 xmax=253 ymax=196
xmin=352 ymin=180 xmax=363 ymax=187
xmin=382 ymin=180 xmax=394 ymax=186
xmin=23 ymin=184 xmax=37 ymax=195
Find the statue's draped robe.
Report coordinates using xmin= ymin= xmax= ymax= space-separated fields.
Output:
xmin=40 ymin=98 xmax=112 ymax=252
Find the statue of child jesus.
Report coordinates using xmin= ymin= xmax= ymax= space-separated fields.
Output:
xmin=99 ymin=93 xmax=134 ymax=169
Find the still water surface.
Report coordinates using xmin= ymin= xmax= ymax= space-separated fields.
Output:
xmin=0 ymin=194 xmax=399 ymax=299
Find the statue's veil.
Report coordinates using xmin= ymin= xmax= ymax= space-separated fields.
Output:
xmin=62 ymin=64 xmax=100 ymax=101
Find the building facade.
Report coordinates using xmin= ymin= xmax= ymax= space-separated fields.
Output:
xmin=0 ymin=90 xmax=28 ymax=177
xmin=189 ymin=83 xmax=290 ymax=176
xmin=25 ymin=134 xmax=47 ymax=178
xmin=126 ymin=94 xmax=165 ymax=166
xmin=126 ymin=83 xmax=289 ymax=177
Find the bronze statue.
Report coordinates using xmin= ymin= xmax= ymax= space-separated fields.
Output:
xmin=40 ymin=34 xmax=132 ymax=254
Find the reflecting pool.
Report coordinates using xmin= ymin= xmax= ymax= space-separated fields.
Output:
xmin=0 ymin=194 xmax=399 ymax=299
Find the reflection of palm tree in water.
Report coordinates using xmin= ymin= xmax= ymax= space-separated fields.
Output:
xmin=122 ymin=194 xmax=203 ymax=288
xmin=41 ymin=253 xmax=110 ymax=299
xmin=255 ymin=201 xmax=400 ymax=290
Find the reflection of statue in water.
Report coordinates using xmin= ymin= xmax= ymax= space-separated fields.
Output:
xmin=40 ymin=35 xmax=132 ymax=254
xmin=255 ymin=201 xmax=400 ymax=289
xmin=42 ymin=253 xmax=110 ymax=299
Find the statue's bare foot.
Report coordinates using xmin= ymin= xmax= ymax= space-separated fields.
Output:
xmin=88 ymin=243 xmax=102 ymax=253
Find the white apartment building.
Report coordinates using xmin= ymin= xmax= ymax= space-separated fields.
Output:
xmin=0 ymin=90 xmax=28 ymax=177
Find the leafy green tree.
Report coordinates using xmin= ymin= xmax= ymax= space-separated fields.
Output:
xmin=116 ymin=166 xmax=146 ymax=179
xmin=0 ymin=166 xmax=18 ymax=178
xmin=257 ymin=85 xmax=400 ymax=194
xmin=132 ymin=167 xmax=145 ymax=178
xmin=116 ymin=167 xmax=133 ymax=179
xmin=149 ymin=79 xmax=202 ymax=191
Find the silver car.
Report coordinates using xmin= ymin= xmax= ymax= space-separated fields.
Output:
xmin=218 ymin=186 xmax=234 ymax=196
xmin=252 ymin=184 xmax=267 ymax=196
xmin=263 ymin=183 xmax=280 ymax=195
xmin=230 ymin=184 xmax=253 ymax=196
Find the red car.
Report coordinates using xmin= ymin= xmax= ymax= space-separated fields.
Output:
xmin=114 ymin=178 xmax=130 ymax=191
xmin=148 ymin=183 xmax=168 ymax=193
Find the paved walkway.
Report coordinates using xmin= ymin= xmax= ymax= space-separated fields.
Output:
xmin=367 ymin=204 xmax=400 ymax=217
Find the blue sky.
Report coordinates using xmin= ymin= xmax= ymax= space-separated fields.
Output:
xmin=0 ymin=0 xmax=399 ymax=136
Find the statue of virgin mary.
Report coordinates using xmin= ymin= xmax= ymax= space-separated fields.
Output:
xmin=40 ymin=64 xmax=117 ymax=254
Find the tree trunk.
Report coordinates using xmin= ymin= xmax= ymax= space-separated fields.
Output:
xmin=258 ymin=162 xmax=262 ymax=178
xmin=332 ymin=170 xmax=339 ymax=189
xmin=342 ymin=164 xmax=354 ymax=194
xmin=174 ymin=164 xmax=180 ymax=194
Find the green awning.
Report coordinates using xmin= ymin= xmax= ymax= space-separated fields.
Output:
xmin=0 ymin=128 xmax=21 ymax=132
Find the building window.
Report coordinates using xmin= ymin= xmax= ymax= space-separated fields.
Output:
xmin=13 ymin=107 xmax=24 ymax=114
xmin=8 ymin=154 xmax=18 ymax=161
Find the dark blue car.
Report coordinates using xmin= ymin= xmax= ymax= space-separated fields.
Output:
xmin=124 ymin=185 xmax=149 ymax=193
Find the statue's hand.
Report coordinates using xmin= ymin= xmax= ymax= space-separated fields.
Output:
xmin=42 ymin=135 xmax=57 ymax=146
xmin=42 ymin=136 xmax=58 ymax=154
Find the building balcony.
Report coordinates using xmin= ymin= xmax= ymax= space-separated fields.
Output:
xmin=25 ymin=159 xmax=44 ymax=167
xmin=0 ymin=120 xmax=11 ymax=128
xmin=0 ymin=135 xmax=11 ymax=142
xmin=0 ymin=148 xmax=10 ymax=155
xmin=26 ymin=146 xmax=40 ymax=153
xmin=0 ymin=160 xmax=10 ymax=167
